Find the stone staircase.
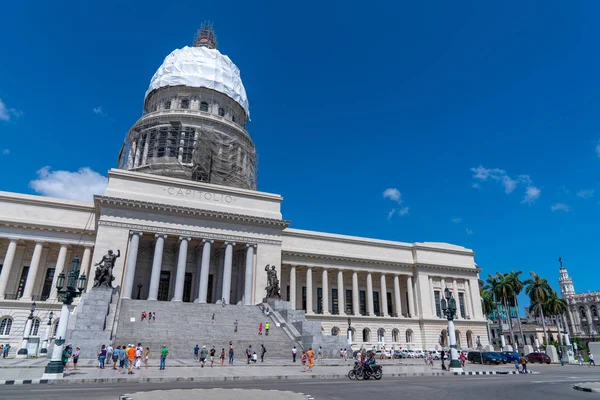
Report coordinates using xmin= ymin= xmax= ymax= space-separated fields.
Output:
xmin=113 ymin=300 xmax=301 ymax=359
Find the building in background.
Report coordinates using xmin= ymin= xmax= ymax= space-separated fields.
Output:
xmin=560 ymin=260 xmax=600 ymax=342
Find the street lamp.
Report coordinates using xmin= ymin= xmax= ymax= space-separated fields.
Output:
xmin=347 ymin=318 xmax=353 ymax=347
xmin=441 ymin=287 xmax=463 ymax=373
xmin=42 ymin=257 xmax=86 ymax=379
xmin=16 ymin=302 xmax=36 ymax=359
xmin=39 ymin=311 xmax=54 ymax=357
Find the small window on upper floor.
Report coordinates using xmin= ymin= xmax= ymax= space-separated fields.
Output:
xmin=232 ymin=114 xmax=236 ymax=122
xmin=200 ymin=102 xmax=209 ymax=112
xmin=164 ymin=101 xmax=171 ymax=110
xmin=218 ymin=107 xmax=225 ymax=117
xmin=181 ymin=99 xmax=190 ymax=109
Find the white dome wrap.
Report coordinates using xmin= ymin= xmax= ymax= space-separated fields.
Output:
xmin=145 ymin=46 xmax=250 ymax=117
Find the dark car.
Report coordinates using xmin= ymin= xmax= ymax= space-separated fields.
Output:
xmin=491 ymin=352 xmax=509 ymax=364
xmin=526 ymin=352 xmax=551 ymax=364
xmin=501 ymin=351 xmax=521 ymax=362
xmin=467 ymin=351 xmax=503 ymax=365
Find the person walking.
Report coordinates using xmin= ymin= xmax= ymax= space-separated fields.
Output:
xmin=301 ymin=351 xmax=307 ymax=372
xmin=2 ymin=344 xmax=9 ymax=358
xmin=258 ymin=323 xmax=263 ymax=335
xmin=265 ymin=322 xmax=270 ymax=336
xmin=126 ymin=344 xmax=136 ymax=374
xmin=559 ymin=350 xmax=564 ymax=367
xmin=317 ymin=346 xmax=323 ymax=364
xmin=97 ymin=345 xmax=107 ymax=369
xmin=200 ymin=345 xmax=208 ymax=368
xmin=194 ymin=344 xmax=199 ymax=361
xmin=520 ymin=353 xmax=528 ymax=374
xmin=306 ymin=347 xmax=315 ymax=372
xmin=292 ymin=346 xmax=297 ymax=362
xmin=72 ymin=347 xmax=80 ymax=371
xmin=440 ymin=350 xmax=446 ymax=370
xmin=229 ymin=345 xmax=235 ymax=365
xmin=212 ymin=313 xmax=215 ymax=325
xmin=144 ymin=347 xmax=150 ymax=369
xmin=112 ymin=346 xmax=120 ymax=370
xmin=210 ymin=346 xmax=216 ymax=368
xmin=260 ymin=344 xmax=266 ymax=362
xmin=460 ymin=351 xmax=466 ymax=367
xmin=159 ymin=345 xmax=168 ymax=370
xmin=234 ymin=320 xmax=238 ymax=333
xmin=135 ymin=343 xmax=143 ymax=369
xmin=246 ymin=345 xmax=253 ymax=364
xmin=118 ymin=344 xmax=126 ymax=373
xmin=220 ymin=348 xmax=225 ymax=367
xmin=579 ymin=353 xmax=584 ymax=366
xmin=589 ymin=353 xmax=596 ymax=367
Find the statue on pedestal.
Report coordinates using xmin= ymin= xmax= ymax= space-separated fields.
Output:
xmin=264 ymin=264 xmax=281 ymax=299
xmin=93 ymin=250 xmax=120 ymax=288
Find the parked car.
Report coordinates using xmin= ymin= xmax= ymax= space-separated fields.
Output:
xmin=526 ymin=352 xmax=551 ymax=364
xmin=501 ymin=351 xmax=521 ymax=363
xmin=393 ymin=350 xmax=406 ymax=359
xmin=405 ymin=349 xmax=416 ymax=358
xmin=491 ymin=352 xmax=509 ymax=364
xmin=427 ymin=350 xmax=441 ymax=360
xmin=414 ymin=349 xmax=425 ymax=358
xmin=466 ymin=351 xmax=503 ymax=365
xmin=375 ymin=350 xmax=392 ymax=359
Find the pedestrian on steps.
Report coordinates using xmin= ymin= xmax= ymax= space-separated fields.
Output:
xmin=265 ymin=322 xmax=270 ymax=335
xmin=234 ymin=319 xmax=238 ymax=333
xmin=246 ymin=345 xmax=253 ymax=364
xmin=194 ymin=344 xmax=199 ymax=361
xmin=259 ymin=323 xmax=263 ymax=335
xmin=200 ymin=345 xmax=208 ymax=367
xmin=220 ymin=348 xmax=225 ymax=367
xmin=261 ymin=344 xmax=266 ymax=362
xmin=229 ymin=345 xmax=235 ymax=365
xmin=292 ymin=346 xmax=297 ymax=362
xmin=210 ymin=346 xmax=216 ymax=368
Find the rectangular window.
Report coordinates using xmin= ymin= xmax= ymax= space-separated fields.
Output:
xmin=41 ymin=268 xmax=55 ymax=300
xmin=387 ymin=292 xmax=393 ymax=316
xmin=359 ymin=290 xmax=366 ymax=315
xmin=302 ymin=287 xmax=307 ymax=311
xmin=158 ymin=271 xmax=171 ymax=301
xmin=434 ymin=290 xmax=442 ymax=318
xmin=286 ymin=285 xmax=290 ymax=302
xmin=332 ymin=288 xmax=338 ymax=314
xmin=317 ymin=287 xmax=323 ymax=314
xmin=17 ymin=266 xmax=29 ymax=298
xmin=373 ymin=291 xmax=380 ymax=316
xmin=183 ymin=272 xmax=193 ymax=303
xmin=345 ymin=289 xmax=353 ymax=314
xmin=458 ymin=292 xmax=466 ymax=318
xmin=181 ymin=128 xmax=194 ymax=164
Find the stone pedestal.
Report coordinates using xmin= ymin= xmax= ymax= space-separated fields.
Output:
xmin=559 ymin=345 xmax=576 ymax=364
xmin=523 ymin=344 xmax=534 ymax=355
xmin=546 ymin=345 xmax=559 ymax=363
xmin=502 ymin=345 xmax=514 ymax=352
xmin=484 ymin=344 xmax=494 ymax=351
xmin=65 ymin=287 xmax=114 ymax=358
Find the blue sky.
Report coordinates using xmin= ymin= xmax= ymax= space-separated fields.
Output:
xmin=1 ymin=1 xmax=599 ymax=304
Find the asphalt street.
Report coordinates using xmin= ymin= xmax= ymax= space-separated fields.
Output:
xmin=2 ymin=367 xmax=598 ymax=399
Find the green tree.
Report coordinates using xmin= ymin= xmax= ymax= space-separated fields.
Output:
xmin=545 ymin=290 xmax=569 ymax=343
xmin=506 ymin=270 xmax=526 ymax=347
xmin=524 ymin=272 xmax=552 ymax=345
xmin=488 ymin=272 xmax=517 ymax=349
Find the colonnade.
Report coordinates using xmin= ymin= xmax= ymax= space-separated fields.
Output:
xmin=0 ymin=238 xmax=92 ymax=301
xmin=122 ymin=232 xmax=257 ymax=305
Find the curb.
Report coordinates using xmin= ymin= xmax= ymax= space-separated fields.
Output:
xmin=0 ymin=379 xmax=50 ymax=385
xmin=574 ymin=384 xmax=600 ymax=393
xmin=453 ymin=370 xmax=533 ymax=375
xmin=119 ymin=390 xmax=317 ymax=400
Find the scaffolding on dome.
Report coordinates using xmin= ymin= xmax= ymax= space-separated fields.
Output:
xmin=117 ymin=114 xmax=257 ymax=191
xmin=194 ymin=21 xmax=217 ymax=49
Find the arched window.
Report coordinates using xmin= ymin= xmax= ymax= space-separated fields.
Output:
xmin=392 ymin=329 xmax=399 ymax=342
xmin=406 ymin=329 xmax=413 ymax=343
xmin=377 ymin=328 xmax=385 ymax=342
xmin=29 ymin=318 xmax=41 ymax=336
xmin=0 ymin=317 xmax=12 ymax=335
xmin=164 ymin=101 xmax=171 ymax=110
xmin=592 ymin=307 xmax=598 ymax=318
xmin=362 ymin=328 xmax=370 ymax=342
xmin=331 ymin=327 xmax=339 ymax=336
xmin=218 ymin=107 xmax=225 ymax=117
xmin=200 ymin=102 xmax=209 ymax=112
xmin=580 ymin=308 xmax=587 ymax=319
xmin=232 ymin=114 xmax=236 ymax=122
xmin=455 ymin=330 xmax=461 ymax=347
xmin=181 ymin=99 xmax=190 ymax=109
xmin=52 ymin=319 xmax=59 ymax=337
xmin=466 ymin=330 xmax=473 ymax=348
xmin=440 ymin=329 xmax=448 ymax=347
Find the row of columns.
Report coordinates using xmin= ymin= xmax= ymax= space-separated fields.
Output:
xmin=0 ymin=238 xmax=92 ymax=301
xmin=121 ymin=232 xmax=256 ymax=305
xmin=289 ymin=267 xmax=416 ymax=317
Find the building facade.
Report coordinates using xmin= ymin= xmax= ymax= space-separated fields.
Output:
xmin=560 ymin=261 xmax=600 ymax=340
xmin=0 ymin=26 xmax=489 ymax=357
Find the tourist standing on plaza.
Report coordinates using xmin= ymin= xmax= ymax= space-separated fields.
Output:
xmin=119 ymin=345 xmax=126 ymax=372
xmin=229 ymin=345 xmax=235 ymax=364
xmin=265 ymin=322 xmax=270 ymax=335
xmin=440 ymin=350 xmax=446 ymax=370
xmin=2 ymin=343 xmax=9 ymax=358
xmin=301 ymin=351 xmax=307 ymax=372
xmin=72 ymin=346 xmax=80 ymax=371
xmin=61 ymin=346 xmax=70 ymax=367
xmin=127 ymin=344 xmax=136 ymax=374
xmin=144 ymin=347 xmax=150 ymax=368
xmin=159 ymin=345 xmax=168 ymax=370
xmin=260 ymin=344 xmax=266 ymax=362
xmin=97 ymin=345 xmax=107 ymax=369
xmin=112 ymin=346 xmax=120 ymax=370
xmin=292 ymin=346 xmax=297 ymax=362
xmin=317 ymin=346 xmax=324 ymax=364
xmin=220 ymin=348 xmax=225 ymax=367
xmin=306 ymin=347 xmax=315 ymax=372
xmin=64 ymin=344 xmax=73 ymax=369
xmin=246 ymin=345 xmax=253 ymax=364
xmin=460 ymin=351 xmax=466 ymax=367
xmin=106 ymin=344 xmax=113 ymax=364
xmin=589 ymin=353 xmax=595 ymax=367
xmin=520 ymin=354 xmax=528 ymax=373
xmin=194 ymin=344 xmax=199 ymax=361
xmin=200 ymin=345 xmax=208 ymax=367
xmin=210 ymin=346 xmax=216 ymax=367
xmin=135 ymin=343 xmax=143 ymax=369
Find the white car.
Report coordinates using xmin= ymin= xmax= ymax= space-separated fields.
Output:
xmin=413 ymin=349 xmax=425 ymax=358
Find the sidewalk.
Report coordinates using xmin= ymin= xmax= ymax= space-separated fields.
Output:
xmin=0 ymin=357 xmax=535 ymax=384
xmin=574 ymin=382 xmax=600 ymax=393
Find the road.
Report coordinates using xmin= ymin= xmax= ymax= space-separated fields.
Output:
xmin=3 ymin=367 xmax=598 ymax=399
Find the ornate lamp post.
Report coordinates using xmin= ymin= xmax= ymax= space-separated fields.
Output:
xmin=38 ymin=311 xmax=54 ymax=357
xmin=42 ymin=257 xmax=86 ymax=379
xmin=441 ymin=287 xmax=463 ymax=373
xmin=16 ymin=302 xmax=36 ymax=359
xmin=347 ymin=318 xmax=353 ymax=346
xmin=497 ymin=302 xmax=506 ymax=350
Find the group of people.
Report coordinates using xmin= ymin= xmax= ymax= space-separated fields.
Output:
xmin=97 ymin=343 xmax=151 ymax=373
xmin=257 ymin=322 xmax=270 ymax=335
xmin=60 ymin=344 xmax=80 ymax=370
xmin=140 ymin=311 xmax=156 ymax=322
xmin=193 ymin=344 xmax=223 ymax=367
xmin=0 ymin=344 xmax=10 ymax=358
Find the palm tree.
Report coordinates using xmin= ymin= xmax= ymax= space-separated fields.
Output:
xmin=545 ymin=290 xmax=569 ymax=343
xmin=490 ymin=272 xmax=517 ymax=349
xmin=524 ymin=272 xmax=552 ymax=347
xmin=480 ymin=287 xmax=496 ymax=348
xmin=506 ymin=270 xmax=526 ymax=348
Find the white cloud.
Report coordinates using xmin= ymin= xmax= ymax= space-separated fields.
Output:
xmin=577 ymin=189 xmax=594 ymax=199
xmin=398 ymin=207 xmax=409 ymax=216
xmin=522 ymin=186 xmax=541 ymax=204
xmin=93 ymin=106 xmax=107 ymax=116
xmin=387 ymin=209 xmax=396 ymax=220
xmin=383 ymin=188 xmax=402 ymax=204
xmin=2 ymin=149 xmax=9 ymax=155
xmin=29 ymin=167 xmax=108 ymax=202
xmin=551 ymin=203 xmax=570 ymax=212
xmin=0 ymin=98 xmax=22 ymax=122
xmin=465 ymin=228 xmax=473 ymax=235
xmin=502 ymin=175 xmax=517 ymax=194
xmin=451 ymin=217 xmax=462 ymax=224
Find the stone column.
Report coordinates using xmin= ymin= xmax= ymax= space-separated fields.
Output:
xmin=321 ymin=269 xmax=330 ymax=315
xmin=147 ymin=234 xmax=167 ymax=301
xmin=289 ymin=265 xmax=297 ymax=310
xmin=464 ymin=279 xmax=473 ymax=319
xmin=0 ymin=239 xmax=18 ymax=299
xmin=122 ymin=232 xmax=142 ymax=300
xmin=21 ymin=241 xmax=44 ymax=300
xmin=429 ymin=276 xmax=436 ymax=315
xmin=306 ymin=267 xmax=313 ymax=314
xmin=16 ymin=316 xmax=34 ymax=359
xmin=337 ymin=270 xmax=345 ymax=315
xmin=393 ymin=275 xmax=402 ymax=317
xmin=244 ymin=244 xmax=255 ymax=305
xmin=197 ymin=239 xmax=213 ymax=303
xmin=406 ymin=275 xmax=415 ymax=317
xmin=366 ymin=272 xmax=374 ymax=316
xmin=453 ymin=279 xmax=462 ymax=319
xmin=221 ymin=242 xmax=235 ymax=305
xmin=194 ymin=246 xmax=202 ymax=302
xmin=172 ymin=237 xmax=190 ymax=302
xmin=380 ymin=274 xmax=389 ymax=317
xmin=352 ymin=271 xmax=359 ymax=316
xmin=49 ymin=244 xmax=69 ymax=301
xmin=79 ymin=246 xmax=93 ymax=281
xmin=235 ymin=253 xmax=244 ymax=303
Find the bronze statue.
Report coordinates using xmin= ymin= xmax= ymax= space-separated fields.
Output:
xmin=264 ymin=264 xmax=281 ymax=299
xmin=93 ymin=249 xmax=120 ymax=288
xmin=558 ymin=257 xmax=563 ymax=268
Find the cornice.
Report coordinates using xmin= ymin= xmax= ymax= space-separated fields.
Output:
xmin=97 ymin=220 xmax=283 ymax=246
xmin=0 ymin=220 xmax=96 ymax=237
xmin=95 ymin=196 xmax=290 ymax=228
